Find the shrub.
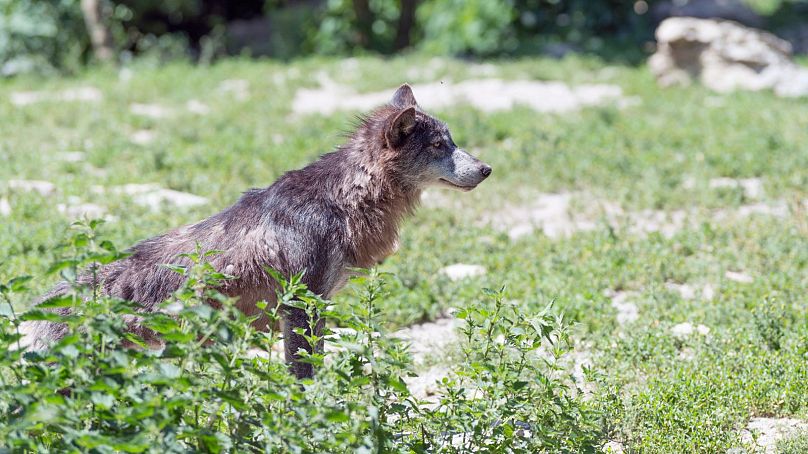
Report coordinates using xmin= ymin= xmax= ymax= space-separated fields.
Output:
xmin=0 ymin=220 xmax=600 ymax=451
xmin=0 ymin=0 xmax=88 ymax=76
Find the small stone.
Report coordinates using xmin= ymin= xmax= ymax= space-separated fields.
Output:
xmin=602 ymin=440 xmax=625 ymax=453
xmin=186 ymin=99 xmax=211 ymax=115
xmin=403 ymin=365 xmax=450 ymax=402
xmin=393 ymin=316 xmax=460 ymax=366
xmin=0 ymin=198 xmax=10 ymax=216
xmin=56 ymin=201 xmax=107 ymax=220
xmin=130 ymin=103 xmax=172 ymax=119
xmin=671 ymin=322 xmax=695 ymax=338
xmin=702 ymin=284 xmax=716 ymax=300
xmin=607 ymin=290 xmax=640 ymax=325
xmin=709 ymin=177 xmax=763 ymax=199
xmin=8 ymin=179 xmax=56 ymax=196
xmin=740 ymin=417 xmax=808 ymax=454
xmin=129 ymin=130 xmax=157 ymax=145
xmin=10 ymin=86 xmax=102 ymax=106
xmin=736 ymin=202 xmax=789 ymax=218
xmin=665 ymin=282 xmax=697 ymax=300
xmin=218 ymin=79 xmax=250 ymax=101
xmin=134 ymin=189 xmax=208 ymax=210
xmin=110 ymin=184 xmax=208 ymax=211
xmin=725 ymin=271 xmax=753 ymax=283
xmin=440 ymin=264 xmax=486 ymax=281
xmin=672 ymin=322 xmax=710 ymax=338
xmin=55 ymin=151 xmax=85 ymax=163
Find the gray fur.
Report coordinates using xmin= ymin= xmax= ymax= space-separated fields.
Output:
xmin=21 ymin=84 xmax=492 ymax=378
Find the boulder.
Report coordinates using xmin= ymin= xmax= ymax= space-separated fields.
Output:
xmin=652 ymin=0 xmax=762 ymax=27
xmin=650 ymin=17 xmax=808 ymax=97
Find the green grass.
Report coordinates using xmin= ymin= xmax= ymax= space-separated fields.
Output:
xmin=1 ymin=54 xmax=807 ymax=451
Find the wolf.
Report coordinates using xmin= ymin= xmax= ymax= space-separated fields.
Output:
xmin=21 ymin=84 xmax=492 ymax=378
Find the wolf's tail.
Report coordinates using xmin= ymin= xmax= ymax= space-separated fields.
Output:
xmin=17 ymin=281 xmax=72 ymax=351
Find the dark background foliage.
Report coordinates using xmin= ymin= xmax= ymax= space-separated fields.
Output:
xmin=2 ymin=0 xmax=806 ymax=75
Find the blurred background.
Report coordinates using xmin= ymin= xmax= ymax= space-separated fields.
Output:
xmin=2 ymin=0 xmax=807 ymax=76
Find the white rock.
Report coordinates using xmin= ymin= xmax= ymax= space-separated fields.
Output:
xmin=665 ymin=282 xmax=697 ymax=300
xmin=186 ymin=99 xmax=211 ymax=115
xmin=110 ymin=184 xmax=208 ymax=210
xmin=489 ymin=192 xmax=590 ymax=240
xmin=440 ymin=264 xmax=486 ymax=281
xmin=602 ymin=440 xmax=625 ymax=453
xmin=709 ymin=177 xmax=763 ymax=198
xmin=118 ymin=67 xmax=134 ymax=82
xmin=11 ymin=86 xmax=103 ymax=106
xmin=740 ymin=417 xmax=808 ymax=454
xmin=133 ymin=189 xmax=208 ymax=210
xmin=57 ymin=200 xmax=107 ymax=219
xmin=129 ymin=130 xmax=157 ymax=145
xmin=130 ymin=103 xmax=172 ymax=119
xmin=608 ymin=290 xmax=640 ymax=325
xmin=725 ymin=270 xmax=753 ymax=283
xmin=8 ymin=179 xmax=56 ymax=196
xmin=736 ymin=202 xmax=789 ymax=218
xmin=55 ymin=151 xmax=85 ymax=163
xmin=650 ymin=17 xmax=808 ymax=97
xmin=0 ymin=198 xmax=10 ymax=216
xmin=393 ymin=316 xmax=461 ymax=366
xmin=672 ymin=322 xmax=710 ymax=338
xmin=702 ymin=284 xmax=716 ymax=301
xmin=62 ymin=87 xmax=103 ymax=102
xmin=292 ymin=79 xmax=624 ymax=115
xmin=218 ymin=79 xmax=250 ymax=101
xmin=403 ymin=365 xmax=450 ymax=403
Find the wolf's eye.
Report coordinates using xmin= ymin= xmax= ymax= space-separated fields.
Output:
xmin=431 ymin=141 xmax=442 ymax=148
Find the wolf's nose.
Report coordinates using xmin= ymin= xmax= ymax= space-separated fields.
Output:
xmin=480 ymin=165 xmax=492 ymax=178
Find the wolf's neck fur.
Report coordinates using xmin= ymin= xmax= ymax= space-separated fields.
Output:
xmin=332 ymin=116 xmax=421 ymax=268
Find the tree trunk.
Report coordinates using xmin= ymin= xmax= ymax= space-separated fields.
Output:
xmin=394 ymin=0 xmax=417 ymax=51
xmin=352 ymin=0 xmax=374 ymax=48
xmin=80 ymin=0 xmax=115 ymax=62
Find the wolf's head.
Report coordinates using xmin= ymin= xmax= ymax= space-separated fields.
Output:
xmin=381 ymin=84 xmax=492 ymax=192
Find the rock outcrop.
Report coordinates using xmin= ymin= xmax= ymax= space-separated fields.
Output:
xmin=650 ymin=17 xmax=808 ymax=97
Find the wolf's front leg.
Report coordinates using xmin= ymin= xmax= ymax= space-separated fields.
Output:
xmin=282 ymin=306 xmax=324 ymax=379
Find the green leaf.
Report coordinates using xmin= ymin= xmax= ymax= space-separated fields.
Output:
xmin=36 ymin=294 xmax=77 ymax=309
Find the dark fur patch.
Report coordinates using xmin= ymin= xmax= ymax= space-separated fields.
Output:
xmin=23 ymin=87 xmax=469 ymax=378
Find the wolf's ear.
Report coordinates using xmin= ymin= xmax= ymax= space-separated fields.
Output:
xmin=391 ymin=84 xmax=418 ymax=108
xmin=386 ymin=107 xmax=417 ymax=148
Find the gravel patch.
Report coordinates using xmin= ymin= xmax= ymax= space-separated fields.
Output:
xmin=8 ymin=179 xmax=56 ymax=197
xmin=56 ymin=197 xmax=107 ymax=220
xmin=11 ymin=86 xmax=102 ymax=106
xmin=129 ymin=130 xmax=157 ymax=145
xmin=487 ymin=192 xmax=796 ymax=242
xmin=55 ymin=151 xmax=86 ymax=163
xmin=186 ymin=99 xmax=211 ymax=115
xmin=440 ymin=264 xmax=487 ymax=281
xmin=218 ymin=79 xmax=250 ymax=101
xmin=709 ymin=177 xmax=764 ymax=199
xmin=725 ymin=270 xmax=754 ymax=283
xmin=104 ymin=184 xmax=208 ymax=211
xmin=602 ymin=441 xmax=626 ymax=453
xmin=392 ymin=316 xmax=461 ymax=367
xmin=292 ymin=79 xmax=625 ymax=115
xmin=130 ymin=103 xmax=172 ymax=119
xmin=671 ymin=322 xmax=710 ymax=338
xmin=606 ymin=290 xmax=640 ymax=325
xmin=0 ymin=198 xmax=10 ymax=216
xmin=740 ymin=417 xmax=808 ymax=454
